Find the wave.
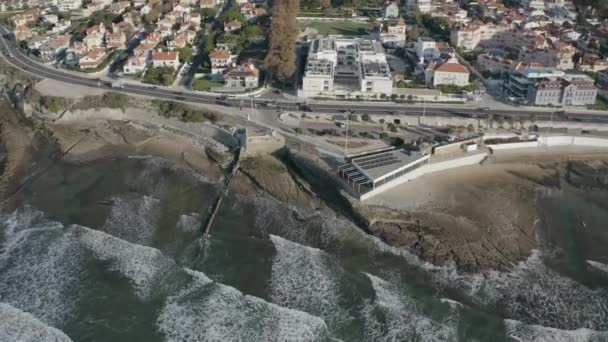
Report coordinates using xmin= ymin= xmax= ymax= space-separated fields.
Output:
xmin=101 ymin=195 xmax=161 ymax=245
xmin=269 ymin=235 xmax=348 ymax=329
xmin=76 ymin=225 xmax=181 ymax=301
xmin=362 ymin=273 xmax=457 ymax=342
xmin=0 ymin=303 xmax=73 ymax=342
xmin=456 ymin=250 xmax=608 ymax=331
xmin=157 ymin=267 xmax=330 ymax=342
xmin=505 ymin=319 xmax=608 ymax=342
xmin=587 ymin=260 xmax=608 ymax=275
xmin=0 ymin=207 xmax=85 ymax=326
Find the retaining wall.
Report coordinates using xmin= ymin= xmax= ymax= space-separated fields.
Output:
xmin=360 ymin=152 xmax=488 ymax=201
xmin=486 ymin=135 xmax=608 ymax=151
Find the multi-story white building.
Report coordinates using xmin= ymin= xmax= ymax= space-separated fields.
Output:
xmin=450 ymin=22 xmax=509 ymax=51
xmin=301 ymin=37 xmax=393 ymax=98
xmin=57 ymin=0 xmax=82 ymax=11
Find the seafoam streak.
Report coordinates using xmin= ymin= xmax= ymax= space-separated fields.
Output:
xmin=0 ymin=303 xmax=73 ymax=342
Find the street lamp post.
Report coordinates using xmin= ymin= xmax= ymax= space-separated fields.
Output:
xmin=345 ymin=110 xmax=350 ymax=159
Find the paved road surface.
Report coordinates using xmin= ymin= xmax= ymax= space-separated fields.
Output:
xmin=1 ymin=25 xmax=608 ymax=125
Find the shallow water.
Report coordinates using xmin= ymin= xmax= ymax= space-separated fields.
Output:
xmin=1 ymin=156 xmax=608 ymax=341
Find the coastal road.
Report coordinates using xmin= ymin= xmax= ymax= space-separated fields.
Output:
xmin=1 ymin=25 xmax=607 ymax=125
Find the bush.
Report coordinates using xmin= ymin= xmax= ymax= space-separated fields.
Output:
xmin=361 ymin=114 xmax=371 ymax=122
xmin=143 ymin=66 xmax=176 ymax=86
xmin=74 ymin=92 xmax=131 ymax=111
xmin=153 ymin=100 xmax=218 ymax=122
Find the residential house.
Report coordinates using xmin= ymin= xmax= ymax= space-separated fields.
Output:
xmin=415 ymin=37 xmax=452 ymax=61
xmin=123 ymin=52 xmax=149 ymax=74
xmin=79 ymin=48 xmax=107 ymax=69
xmin=39 ymin=35 xmax=71 ymax=62
xmin=224 ymin=60 xmax=260 ymax=88
xmin=152 ymin=50 xmax=180 ymax=70
xmin=109 ymin=0 xmax=130 ymax=14
xmin=14 ymin=25 xmax=32 ymax=41
xmin=379 ymin=17 xmax=406 ymax=48
xmin=425 ymin=57 xmax=470 ymax=87
xmin=209 ymin=48 xmax=236 ymax=77
xmin=106 ymin=31 xmax=127 ymax=50
xmin=577 ymin=54 xmax=608 ymax=73
xmin=134 ymin=42 xmax=156 ymax=56
xmin=224 ymin=20 xmax=242 ymax=33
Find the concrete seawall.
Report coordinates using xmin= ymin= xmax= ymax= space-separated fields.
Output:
xmin=360 ymin=152 xmax=488 ymax=201
xmin=487 ymin=136 xmax=608 ymax=151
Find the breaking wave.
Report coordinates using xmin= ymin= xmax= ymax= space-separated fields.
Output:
xmin=269 ymin=235 xmax=349 ymax=329
xmin=457 ymin=250 xmax=608 ymax=330
xmin=77 ymin=225 xmax=180 ymax=301
xmin=157 ymin=267 xmax=330 ymax=342
xmin=0 ymin=303 xmax=72 ymax=342
xmin=505 ymin=319 xmax=608 ymax=342
xmin=362 ymin=273 xmax=457 ymax=342
xmin=587 ymin=260 xmax=608 ymax=275
xmin=101 ymin=195 xmax=161 ymax=245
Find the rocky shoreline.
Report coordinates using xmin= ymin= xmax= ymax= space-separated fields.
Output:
xmin=3 ymin=96 xmax=608 ymax=273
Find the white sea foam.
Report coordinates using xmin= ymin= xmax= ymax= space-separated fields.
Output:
xmin=157 ymin=268 xmax=329 ymax=342
xmin=76 ymin=225 xmax=178 ymax=301
xmin=269 ymin=235 xmax=347 ymax=327
xmin=505 ymin=319 xmax=608 ymax=342
xmin=101 ymin=195 xmax=161 ymax=245
xmin=587 ymin=260 xmax=608 ymax=275
xmin=458 ymin=250 xmax=608 ymax=330
xmin=0 ymin=208 xmax=84 ymax=326
xmin=362 ymin=273 xmax=457 ymax=342
xmin=176 ymin=213 xmax=201 ymax=234
xmin=0 ymin=303 xmax=73 ymax=342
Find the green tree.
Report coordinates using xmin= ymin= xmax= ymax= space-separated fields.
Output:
xmin=177 ymin=47 xmax=193 ymax=63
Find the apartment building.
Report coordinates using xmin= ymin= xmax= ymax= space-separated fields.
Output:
xmin=504 ymin=68 xmax=597 ymax=106
xmin=301 ymin=37 xmax=393 ymax=98
xmin=518 ymin=42 xmax=576 ymax=70
xmin=450 ymin=22 xmax=508 ymax=51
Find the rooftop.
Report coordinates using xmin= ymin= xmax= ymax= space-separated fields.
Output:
xmin=352 ymin=149 xmax=426 ymax=181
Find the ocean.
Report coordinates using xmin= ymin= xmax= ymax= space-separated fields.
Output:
xmin=1 ymin=156 xmax=608 ymax=342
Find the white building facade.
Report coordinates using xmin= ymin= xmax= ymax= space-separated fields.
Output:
xmin=301 ymin=37 xmax=393 ymax=98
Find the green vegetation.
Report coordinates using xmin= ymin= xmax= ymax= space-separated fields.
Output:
xmin=143 ymin=67 xmax=176 ymax=86
xmin=42 ymin=96 xmax=72 ymax=113
xmin=299 ymin=20 xmax=373 ymax=35
xmin=396 ymin=80 xmax=425 ymax=88
xmin=73 ymin=92 xmax=132 ymax=111
xmin=200 ymin=7 xmax=217 ymax=21
xmin=437 ymin=83 xmax=479 ymax=94
xmin=192 ymin=78 xmax=223 ymax=91
xmin=153 ymin=100 xmax=218 ymax=122
xmin=220 ymin=4 xmax=247 ymax=24
xmin=588 ymin=96 xmax=608 ymax=110
xmin=177 ymin=47 xmax=193 ymax=63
